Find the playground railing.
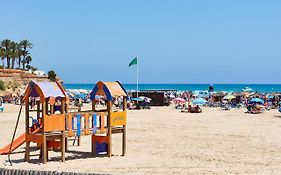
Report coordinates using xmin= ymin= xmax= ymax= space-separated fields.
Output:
xmin=66 ymin=111 xmax=108 ymax=137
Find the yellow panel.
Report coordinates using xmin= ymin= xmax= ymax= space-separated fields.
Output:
xmin=110 ymin=111 xmax=127 ymax=126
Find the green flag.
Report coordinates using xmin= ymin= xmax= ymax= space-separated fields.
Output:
xmin=129 ymin=57 xmax=137 ymax=67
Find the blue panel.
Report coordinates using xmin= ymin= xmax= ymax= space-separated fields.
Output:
xmin=95 ymin=142 xmax=108 ymax=154
xmin=103 ymin=86 xmax=113 ymax=101
xmin=76 ymin=114 xmax=81 ymax=136
xmin=89 ymin=85 xmax=99 ymax=100
xmin=116 ymin=81 xmax=129 ymax=99
xmin=72 ymin=117 xmax=75 ymax=130
xmin=93 ymin=113 xmax=97 ymax=134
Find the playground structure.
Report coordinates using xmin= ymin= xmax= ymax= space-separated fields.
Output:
xmin=0 ymin=80 xmax=127 ymax=164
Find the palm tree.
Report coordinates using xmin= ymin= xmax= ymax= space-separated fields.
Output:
xmin=10 ymin=41 xmax=17 ymax=69
xmin=26 ymin=55 xmax=32 ymax=69
xmin=22 ymin=55 xmax=32 ymax=70
xmin=1 ymin=39 xmax=11 ymax=68
xmin=16 ymin=43 xmax=23 ymax=69
xmin=20 ymin=39 xmax=32 ymax=69
xmin=0 ymin=47 xmax=4 ymax=67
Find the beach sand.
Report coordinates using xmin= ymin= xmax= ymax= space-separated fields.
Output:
xmin=1 ymin=104 xmax=281 ymax=174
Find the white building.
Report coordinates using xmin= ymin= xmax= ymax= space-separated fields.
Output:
xmin=33 ymin=70 xmax=45 ymax=76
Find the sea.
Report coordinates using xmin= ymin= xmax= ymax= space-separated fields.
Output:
xmin=63 ymin=84 xmax=281 ymax=93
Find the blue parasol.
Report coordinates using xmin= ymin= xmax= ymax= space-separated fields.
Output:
xmin=249 ymin=98 xmax=264 ymax=104
xmin=131 ymin=97 xmax=144 ymax=102
xmin=192 ymin=98 xmax=207 ymax=105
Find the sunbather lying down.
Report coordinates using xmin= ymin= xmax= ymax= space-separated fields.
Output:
xmin=181 ymin=105 xmax=202 ymax=113
xmin=246 ymin=104 xmax=265 ymax=114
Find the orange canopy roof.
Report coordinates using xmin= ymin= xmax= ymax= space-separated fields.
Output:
xmin=90 ymin=81 xmax=127 ymax=101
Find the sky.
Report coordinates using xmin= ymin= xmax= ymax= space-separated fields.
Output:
xmin=1 ymin=0 xmax=281 ymax=84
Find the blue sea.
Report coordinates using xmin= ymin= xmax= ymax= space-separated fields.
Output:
xmin=63 ymin=84 xmax=281 ymax=93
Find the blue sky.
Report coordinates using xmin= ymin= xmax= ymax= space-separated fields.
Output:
xmin=1 ymin=1 xmax=281 ymax=84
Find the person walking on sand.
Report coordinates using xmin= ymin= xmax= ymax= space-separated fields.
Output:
xmin=0 ymin=97 xmax=4 ymax=112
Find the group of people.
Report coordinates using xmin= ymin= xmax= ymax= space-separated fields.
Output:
xmin=180 ymin=104 xmax=202 ymax=113
xmin=169 ymin=90 xmax=281 ymax=115
xmin=174 ymin=99 xmax=203 ymax=113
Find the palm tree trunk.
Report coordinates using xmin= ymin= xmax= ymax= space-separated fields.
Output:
xmin=18 ymin=58 xmax=21 ymax=69
xmin=12 ymin=59 xmax=15 ymax=69
xmin=6 ymin=58 xmax=10 ymax=68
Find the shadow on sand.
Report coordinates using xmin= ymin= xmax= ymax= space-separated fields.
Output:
xmin=4 ymin=148 xmax=122 ymax=165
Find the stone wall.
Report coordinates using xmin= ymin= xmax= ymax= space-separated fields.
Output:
xmin=0 ymin=167 xmax=109 ymax=175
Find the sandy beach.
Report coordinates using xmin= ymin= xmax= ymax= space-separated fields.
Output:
xmin=0 ymin=104 xmax=280 ymax=174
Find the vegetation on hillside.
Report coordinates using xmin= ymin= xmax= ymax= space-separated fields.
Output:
xmin=48 ymin=70 xmax=57 ymax=82
xmin=0 ymin=80 xmax=5 ymax=90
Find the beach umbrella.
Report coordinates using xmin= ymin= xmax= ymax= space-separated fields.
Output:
xmin=268 ymin=95 xmax=274 ymax=99
xmin=249 ymin=98 xmax=264 ymax=104
xmin=241 ymin=92 xmax=250 ymax=97
xmin=173 ymin=98 xmax=185 ymax=103
xmin=192 ymin=98 xmax=207 ymax=105
xmin=94 ymin=95 xmax=102 ymax=101
xmin=139 ymin=96 xmax=152 ymax=102
xmin=139 ymin=96 xmax=151 ymax=100
xmin=223 ymin=94 xmax=236 ymax=100
xmin=95 ymin=95 xmax=101 ymax=99
xmin=131 ymin=97 xmax=144 ymax=102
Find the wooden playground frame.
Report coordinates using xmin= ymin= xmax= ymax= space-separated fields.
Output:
xmin=20 ymin=80 xmax=127 ymax=164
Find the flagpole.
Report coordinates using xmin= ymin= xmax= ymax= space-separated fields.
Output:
xmin=137 ymin=57 xmax=139 ymax=99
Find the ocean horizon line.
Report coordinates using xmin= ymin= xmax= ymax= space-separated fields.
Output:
xmin=63 ymin=83 xmax=281 ymax=93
